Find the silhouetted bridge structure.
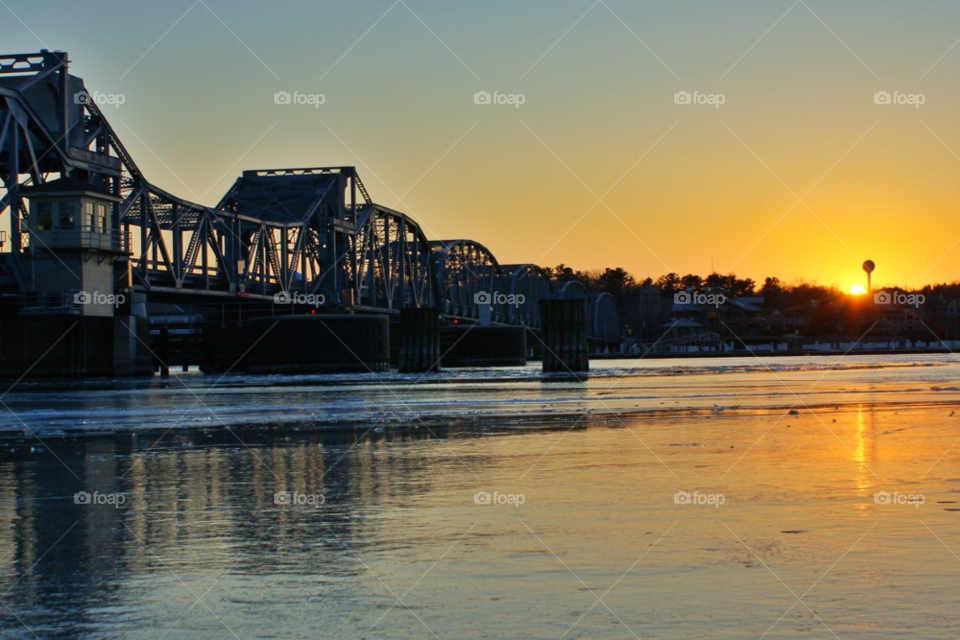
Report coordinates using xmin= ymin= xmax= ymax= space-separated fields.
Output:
xmin=0 ymin=50 xmax=617 ymax=377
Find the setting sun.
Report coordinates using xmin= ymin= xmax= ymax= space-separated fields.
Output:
xmin=850 ymin=285 xmax=867 ymax=295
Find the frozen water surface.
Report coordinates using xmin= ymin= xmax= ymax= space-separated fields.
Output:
xmin=0 ymin=355 xmax=958 ymax=638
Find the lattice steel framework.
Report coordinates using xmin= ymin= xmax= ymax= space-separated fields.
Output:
xmin=430 ymin=240 xmax=502 ymax=322
xmin=215 ymin=167 xmax=367 ymax=302
xmin=0 ymin=49 xmax=619 ymax=340
xmin=0 ymin=50 xmax=124 ymax=290
xmin=502 ymin=264 xmax=552 ymax=328
xmin=0 ymin=51 xmax=434 ymax=310
xmin=590 ymin=292 xmax=619 ymax=342
xmin=351 ymin=204 xmax=435 ymax=310
xmin=556 ymin=281 xmax=618 ymax=339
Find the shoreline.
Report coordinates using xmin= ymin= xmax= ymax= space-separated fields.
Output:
xmin=593 ymin=347 xmax=957 ymax=359
xmin=0 ymin=348 xmax=954 ymax=384
xmin=4 ymin=398 xmax=958 ymax=445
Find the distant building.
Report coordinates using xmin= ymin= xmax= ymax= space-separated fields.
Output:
xmin=766 ymin=310 xmax=786 ymax=332
xmin=660 ymin=318 xmax=704 ymax=343
xmin=930 ymin=295 xmax=960 ymax=332
xmin=876 ymin=304 xmax=925 ymax=334
xmin=669 ymin=287 xmax=765 ymax=337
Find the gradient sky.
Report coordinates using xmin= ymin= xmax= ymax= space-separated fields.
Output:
xmin=3 ymin=0 xmax=960 ymax=290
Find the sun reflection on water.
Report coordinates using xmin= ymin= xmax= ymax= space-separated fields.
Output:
xmin=856 ymin=405 xmax=870 ymax=504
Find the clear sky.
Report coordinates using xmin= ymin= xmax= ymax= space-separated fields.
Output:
xmin=3 ymin=0 xmax=960 ymax=290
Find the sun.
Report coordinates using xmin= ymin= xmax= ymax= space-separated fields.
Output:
xmin=849 ymin=285 xmax=867 ymax=295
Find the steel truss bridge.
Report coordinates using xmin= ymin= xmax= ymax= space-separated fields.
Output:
xmin=0 ymin=50 xmax=618 ymax=339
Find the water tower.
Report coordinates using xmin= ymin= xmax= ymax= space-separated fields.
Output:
xmin=863 ymin=260 xmax=875 ymax=293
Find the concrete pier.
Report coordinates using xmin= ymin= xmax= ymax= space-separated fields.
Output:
xmin=539 ymin=300 xmax=589 ymax=373
xmin=440 ymin=325 xmax=526 ymax=367
xmin=245 ymin=314 xmax=390 ymax=374
xmin=398 ymin=308 xmax=441 ymax=373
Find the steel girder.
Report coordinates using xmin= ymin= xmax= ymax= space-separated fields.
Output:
xmin=351 ymin=204 xmax=435 ymax=310
xmin=0 ymin=50 xmax=293 ymax=300
xmin=120 ymin=183 xmax=294 ymax=298
xmin=501 ymin=264 xmax=552 ymax=329
xmin=214 ymin=168 xmax=370 ymax=303
xmin=590 ymin=292 xmax=619 ymax=342
xmin=430 ymin=239 xmax=502 ymax=321
xmin=0 ymin=50 xmax=122 ymax=291
xmin=555 ymin=283 xmax=620 ymax=340
xmin=0 ymin=50 xmax=621 ymax=342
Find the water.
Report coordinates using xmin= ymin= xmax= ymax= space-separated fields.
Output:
xmin=3 ymin=354 xmax=960 ymax=434
xmin=1 ymin=355 xmax=959 ymax=638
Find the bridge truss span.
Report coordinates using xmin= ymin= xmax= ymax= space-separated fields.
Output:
xmin=502 ymin=264 xmax=552 ymax=329
xmin=430 ymin=239 xmax=502 ymax=322
xmin=351 ymin=204 xmax=435 ymax=311
xmin=0 ymin=49 xmax=621 ymax=345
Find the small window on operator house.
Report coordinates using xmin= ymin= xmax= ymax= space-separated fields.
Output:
xmin=97 ymin=204 xmax=107 ymax=231
xmin=85 ymin=202 xmax=94 ymax=228
xmin=36 ymin=202 xmax=53 ymax=231
xmin=58 ymin=200 xmax=76 ymax=229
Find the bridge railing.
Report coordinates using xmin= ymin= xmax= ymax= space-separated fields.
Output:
xmin=130 ymin=259 xmax=282 ymax=287
xmin=28 ymin=226 xmax=131 ymax=254
xmin=20 ymin=289 xmax=83 ymax=315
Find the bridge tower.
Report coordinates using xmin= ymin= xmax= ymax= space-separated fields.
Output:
xmin=0 ymin=50 xmax=151 ymax=376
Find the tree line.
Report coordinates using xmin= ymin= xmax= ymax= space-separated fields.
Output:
xmin=545 ymin=264 xmax=954 ymax=335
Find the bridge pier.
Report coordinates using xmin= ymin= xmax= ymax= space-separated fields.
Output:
xmin=113 ymin=294 xmax=153 ymax=377
xmin=539 ymin=300 xmax=589 ymax=373
xmin=246 ymin=314 xmax=390 ymax=374
xmin=200 ymin=315 xmax=249 ymax=374
xmin=440 ymin=325 xmax=526 ymax=367
xmin=157 ymin=326 xmax=170 ymax=377
xmin=398 ymin=308 xmax=440 ymax=374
